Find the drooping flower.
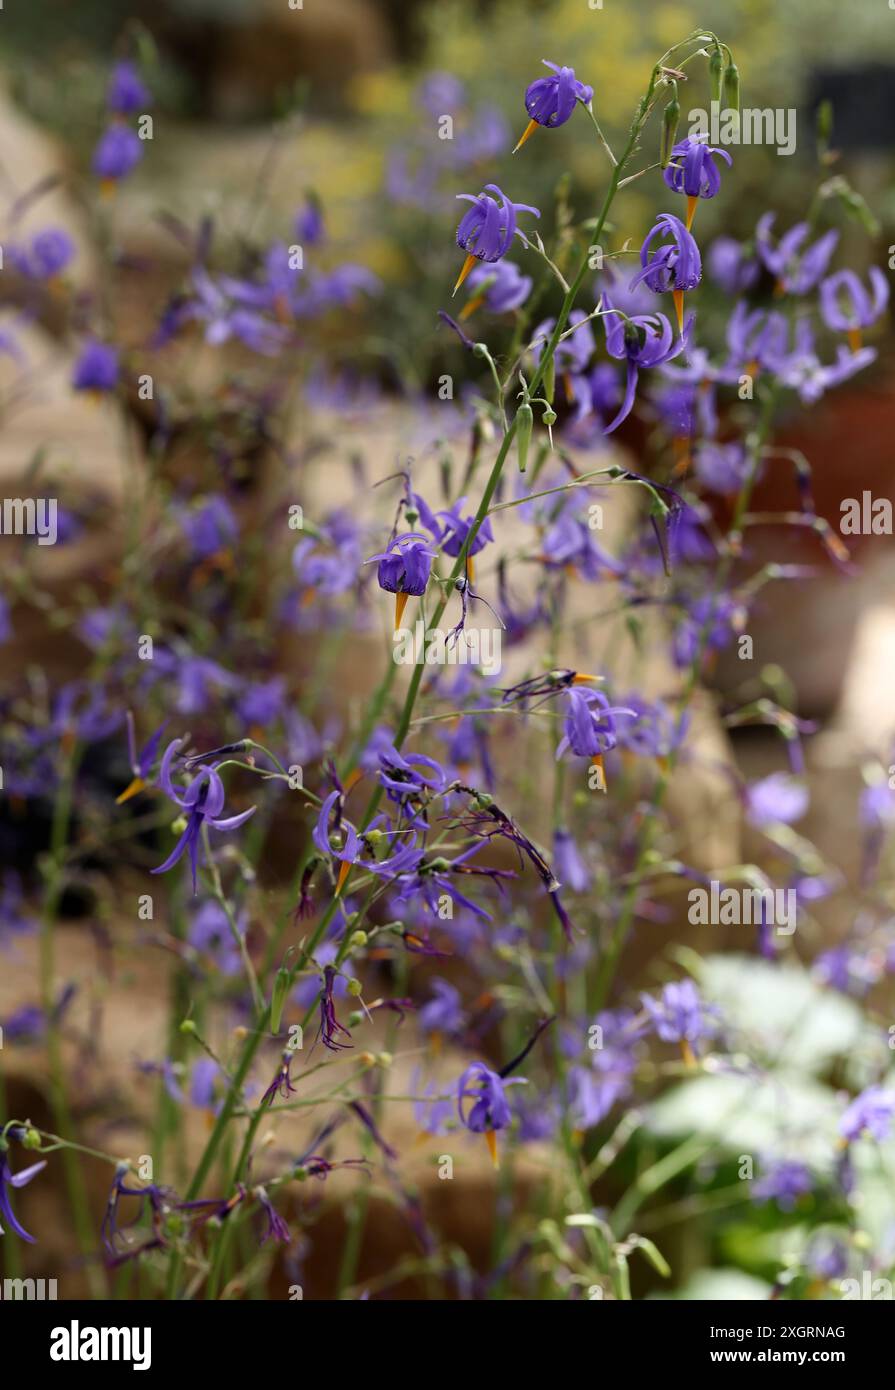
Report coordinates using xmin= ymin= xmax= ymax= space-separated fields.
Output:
xmin=457 ymin=1061 xmax=526 ymax=1166
xmin=107 ymin=61 xmax=151 ymax=115
xmin=178 ymin=495 xmax=239 ymax=561
xmin=662 ymin=136 xmax=732 ymax=229
xmin=366 ymin=532 xmax=437 ymax=630
xmin=745 ymin=772 xmax=809 ymax=829
xmin=752 ymin=1158 xmax=815 ymax=1210
xmin=540 ymin=511 xmax=624 ymax=581
xmin=839 ymin=1084 xmax=895 ymax=1144
xmin=706 ymin=236 xmax=760 ymax=294
xmin=453 ymin=184 xmax=539 ymax=294
xmin=0 ymin=1135 xmax=46 ymax=1243
xmin=694 ymin=440 xmax=750 ymax=494
xmin=72 ymin=340 xmax=119 ymax=393
xmin=552 ymin=827 xmax=591 ymax=894
xmin=116 ymin=711 xmax=168 ymax=804
xmin=630 ymin=213 xmax=702 ymax=334
xmin=820 ymin=267 xmax=889 ymax=351
xmin=437 ymin=498 xmax=494 ymax=583
xmin=568 ymin=1009 xmax=642 ymax=1128
xmin=641 ymin=979 xmax=720 ymax=1060
xmin=755 ymin=213 xmax=838 ymax=296
xmin=92 ymin=124 xmax=143 ymax=185
xmin=150 ymin=738 xmax=257 ymax=893
xmin=602 ymin=300 xmax=690 ymax=433
xmin=460 ymin=259 xmax=532 ymax=319
xmin=9 ymin=227 xmax=75 ymax=282
xmin=555 ymin=687 xmax=638 ymax=768
xmin=514 ymin=60 xmax=592 ymax=152
xmin=419 ymin=978 xmax=466 ymax=1038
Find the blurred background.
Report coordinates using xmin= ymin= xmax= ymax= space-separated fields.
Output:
xmin=1 ymin=0 xmax=895 ymax=1301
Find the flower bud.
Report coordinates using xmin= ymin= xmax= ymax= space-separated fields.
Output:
xmin=270 ymin=965 xmax=291 ymax=1034
xmin=543 ymin=354 xmax=555 ymax=405
xmin=21 ymin=1127 xmax=42 ymax=1150
xmin=179 ymin=1018 xmax=197 ymax=1035
xmin=350 ymin=929 xmax=368 ymax=948
xmin=723 ymin=59 xmax=740 ymax=122
xmin=347 ymin=977 xmax=363 ymax=997
xmin=661 ymin=96 xmax=680 ymax=169
xmin=709 ymin=50 xmax=723 ymax=105
xmin=542 ymin=407 xmax=557 ymax=426
xmin=515 ymin=402 xmax=533 ymax=472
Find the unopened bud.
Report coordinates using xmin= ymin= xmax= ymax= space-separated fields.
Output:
xmin=270 ymin=966 xmax=291 ymax=1034
xmin=515 ymin=402 xmax=533 ymax=473
xmin=661 ymin=96 xmax=681 ymax=169
xmin=709 ymin=50 xmax=723 ymax=105
xmin=723 ymin=60 xmax=740 ymax=123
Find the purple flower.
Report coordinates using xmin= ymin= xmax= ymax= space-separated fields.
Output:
xmin=673 ymin=593 xmax=743 ymax=669
xmin=839 ymin=1084 xmax=895 ymax=1144
xmin=294 ymin=196 xmax=324 ymax=247
xmin=9 ymin=227 xmax=75 ymax=281
xmin=454 ymin=184 xmax=539 ymax=293
xmin=630 ymin=214 xmax=702 ymax=295
xmin=0 ymin=1138 xmax=46 ymax=1243
xmin=367 ymin=532 xmax=436 ymax=629
xmin=419 ymin=979 xmax=466 ymax=1036
xmin=820 ymin=267 xmax=889 ymax=343
xmin=641 ymin=979 xmax=719 ymax=1049
xmin=755 ymin=214 xmax=838 ymax=296
xmin=0 ymin=872 xmax=34 ymax=952
xmin=72 ymin=340 xmax=119 ymax=393
xmin=457 ymin=1061 xmax=524 ymax=1133
xmin=516 ymin=61 xmax=592 ymax=151
xmin=238 ymin=676 xmax=286 ymax=728
xmin=117 ymin=712 xmax=168 ymax=803
xmin=555 ymin=687 xmax=638 ymax=762
xmin=185 ymin=266 xmax=288 ymax=356
xmin=188 ymin=899 xmax=246 ymax=976
xmin=438 ymin=498 xmax=494 ymax=567
xmin=540 ymin=512 xmax=623 ymax=580
xmin=178 ymin=496 xmax=239 ymax=559
xmin=107 ymin=61 xmax=151 ymax=114
xmin=150 ymin=738 xmax=257 ymax=893
xmin=92 ymin=124 xmax=143 ymax=183
xmin=616 ymin=696 xmax=689 ymax=761
xmin=752 ymin=1158 xmax=814 ymax=1210
xmin=568 ymin=1009 xmax=641 ymax=1128
xmin=553 ymin=827 xmax=591 ymax=893
xmin=602 ymin=299 xmax=690 ymax=433
xmin=706 ymin=236 xmax=760 ymax=294
xmin=463 ymin=259 xmax=532 ymax=316
xmin=861 ymin=782 xmax=895 ymax=831
xmin=663 ymin=136 xmax=732 ymax=225
xmin=694 ymin=440 xmax=750 ymax=494
xmin=745 ymin=773 xmax=809 ymax=829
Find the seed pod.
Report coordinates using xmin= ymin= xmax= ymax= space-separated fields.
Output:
xmin=270 ymin=965 xmax=291 ymax=1034
xmin=709 ymin=50 xmax=724 ymax=105
xmin=515 ymin=401 xmax=534 ymax=472
xmin=661 ymin=96 xmax=681 ymax=168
